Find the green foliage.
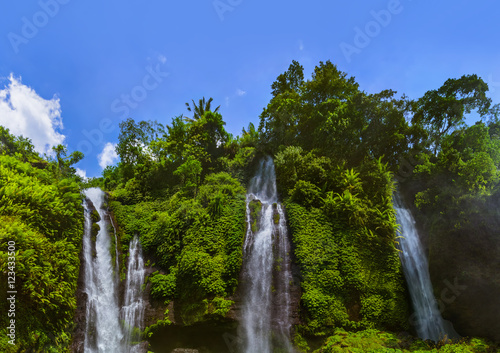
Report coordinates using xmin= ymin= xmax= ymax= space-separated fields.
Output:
xmin=207 ymin=297 xmax=234 ymax=318
xmin=409 ymin=122 xmax=500 ymax=233
xmin=411 ymin=74 xmax=491 ymax=154
xmin=313 ymin=329 xmax=497 ymax=353
xmin=0 ymin=125 xmax=38 ymax=161
xmin=290 ymin=180 xmax=322 ymax=208
xmin=0 ymin=130 xmax=83 ymax=352
xmin=111 ymin=171 xmax=246 ymax=324
xmin=149 ymin=269 xmax=177 ymax=301
xmin=260 ymin=61 xmax=409 ymax=168
xmin=101 ymin=64 xmax=500 ymax=349
xmin=144 ymin=309 xmax=172 ymax=338
xmin=274 ymin=145 xmax=408 ymax=336
xmin=184 ymin=97 xmax=220 ymax=122
xmin=174 ymin=155 xmax=202 ymax=196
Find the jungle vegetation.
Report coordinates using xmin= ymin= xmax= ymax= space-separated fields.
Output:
xmin=1 ymin=60 xmax=499 ymax=352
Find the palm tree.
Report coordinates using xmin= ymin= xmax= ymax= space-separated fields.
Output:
xmin=184 ymin=97 xmax=220 ymax=122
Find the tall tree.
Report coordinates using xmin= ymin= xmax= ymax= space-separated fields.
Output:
xmin=52 ymin=144 xmax=83 ymax=178
xmin=185 ymin=97 xmax=220 ymax=122
xmin=412 ymin=74 xmax=492 ymax=155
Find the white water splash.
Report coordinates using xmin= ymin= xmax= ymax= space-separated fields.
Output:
xmin=394 ymin=194 xmax=450 ymax=341
xmin=83 ymin=187 xmax=124 ymax=352
xmin=241 ymin=157 xmax=294 ymax=353
xmin=121 ymin=235 xmax=146 ymax=353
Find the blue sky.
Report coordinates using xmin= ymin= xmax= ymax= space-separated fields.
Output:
xmin=1 ymin=0 xmax=499 ymax=177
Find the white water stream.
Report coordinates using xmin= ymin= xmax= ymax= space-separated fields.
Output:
xmin=82 ymin=188 xmax=145 ymax=352
xmin=394 ymin=195 xmax=452 ymax=341
xmin=83 ymin=188 xmax=124 ymax=352
xmin=241 ymin=157 xmax=294 ymax=353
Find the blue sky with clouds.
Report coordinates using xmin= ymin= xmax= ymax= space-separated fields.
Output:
xmin=1 ymin=0 xmax=499 ymax=177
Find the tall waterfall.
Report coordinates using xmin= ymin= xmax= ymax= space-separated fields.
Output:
xmin=121 ymin=235 xmax=146 ymax=353
xmin=241 ymin=157 xmax=294 ymax=353
xmin=83 ymin=188 xmax=124 ymax=352
xmin=394 ymin=194 xmax=450 ymax=341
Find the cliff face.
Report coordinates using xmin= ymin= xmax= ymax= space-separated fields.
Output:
xmin=427 ymin=213 xmax=500 ymax=343
xmin=398 ymin=176 xmax=500 ymax=344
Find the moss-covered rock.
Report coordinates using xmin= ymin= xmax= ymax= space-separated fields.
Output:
xmin=91 ymin=209 xmax=101 ymax=223
xmin=248 ymin=199 xmax=262 ymax=233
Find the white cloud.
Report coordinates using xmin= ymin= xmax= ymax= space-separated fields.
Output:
xmin=158 ymin=54 xmax=167 ymax=64
xmin=299 ymin=40 xmax=304 ymax=51
xmin=98 ymin=142 xmax=118 ymax=169
xmin=0 ymin=74 xmax=65 ymax=155
xmin=236 ymin=88 xmax=247 ymax=96
xmin=75 ymin=168 xmax=87 ymax=180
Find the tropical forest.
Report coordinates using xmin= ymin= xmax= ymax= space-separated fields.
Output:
xmin=1 ymin=60 xmax=500 ymax=353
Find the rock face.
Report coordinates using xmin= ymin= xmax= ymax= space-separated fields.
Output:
xmin=401 ymin=187 xmax=500 ymax=343
xmin=401 ymin=185 xmax=500 ymax=342
xmin=428 ymin=220 xmax=500 ymax=343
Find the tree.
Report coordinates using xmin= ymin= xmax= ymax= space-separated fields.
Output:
xmin=259 ymin=61 xmax=304 ymax=148
xmin=174 ymin=155 xmax=202 ymax=196
xmin=239 ymin=122 xmax=259 ymax=148
xmin=270 ymin=60 xmax=304 ymax=97
xmin=187 ymin=111 xmax=229 ymax=168
xmin=0 ymin=126 xmax=36 ymax=160
xmin=412 ymin=74 xmax=492 ymax=155
xmin=185 ymin=97 xmax=220 ymax=122
xmin=52 ymin=144 xmax=83 ymax=178
xmin=358 ymin=91 xmax=411 ymax=169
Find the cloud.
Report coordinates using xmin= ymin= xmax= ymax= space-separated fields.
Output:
xmin=98 ymin=142 xmax=118 ymax=169
xmin=75 ymin=168 xmax=87 ymax=180
xmin=299 ymin=40 xmax=304 ymax=51
xmin=236 ymin=88 xmax=246 ymax=96
xmin=158 ymin=54 xmax=167 ymax=64
xmin=0 ymin=74 xmax=65 ymax=155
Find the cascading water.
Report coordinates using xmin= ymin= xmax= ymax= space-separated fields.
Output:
xmin=82 ymin=187 xmax=124 ymax=352
xmin=394 ymin=194 xmax=453 ymax=341
xmin=241 ymin=157 xmax=294 ymax=353
xmin=121 ymin=235 xmax=146 ymax=353
xmin=273 ymin=204 xmax=294 ymax=352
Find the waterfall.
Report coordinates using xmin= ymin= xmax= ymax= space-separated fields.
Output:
xmin=394 ymin=194 xmax=455 ymax=342
xmin=121 ymin=235 xmax=146 ymax=353
xmin=83 ymin=187 xmax=124 ymax=352
xmin=241 ymin=156 xmax=294 ymax=353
